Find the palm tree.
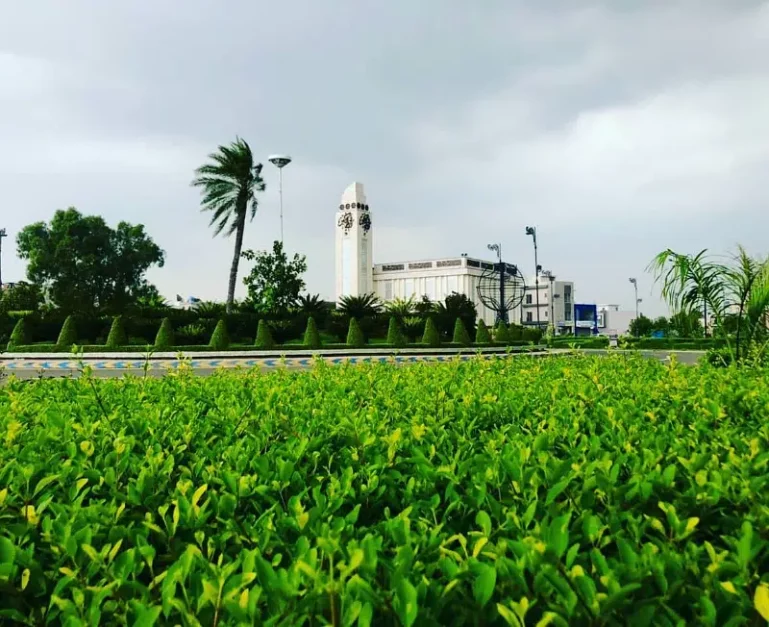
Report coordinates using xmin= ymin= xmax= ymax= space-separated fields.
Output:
xmin=649 ymin=246 xmax=769 ymax=362
xmin=192 ymin=138 xmax=266 ymax=313
xmin=338 ymin=293 xmax=382 ymax=319
xmin=297 ymin=293 xmax=326 ymax=315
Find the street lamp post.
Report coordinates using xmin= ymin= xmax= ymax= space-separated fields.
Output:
xmin=525 ymin=226 xmax=540 ymax=328
xmin=268 ymin=155 xmax=292 ymax=245
xmin=542 ymin=270 xmax=556 ymax=333
xmin=0 ymin=228 xmax=7 ymax=289
xmin=629 ymin=278 xmax=639 ymax=319
xmin=487 ymin=243 xmax=505 ymax=324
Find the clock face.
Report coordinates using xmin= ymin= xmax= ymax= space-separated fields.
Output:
xmin=337 ymin=212 xmax=354 ymax=235
xmin=359 ymin=212 xmax=372 ymax=234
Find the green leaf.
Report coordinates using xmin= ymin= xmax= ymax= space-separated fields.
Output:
xmin=475 ymin=511 xmax=492 ymax=537
xmin=32 ymin=474 xmax=60 ymax=498
xmin=547 ymin=513 xmax=571 ymax=559
xmin=393 ymin=579 xmax=418 ymax=627
xmin=0 ymin=536 xmax=16 ymax=565
xmin=546 ymin=479 xmax=570 ymax=505
xmin=473 ymin=564 xmax=497 ymax=608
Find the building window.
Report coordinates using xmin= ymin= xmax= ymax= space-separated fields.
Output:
xmin=526 ymin=311 xmax=533 ymax=322
xmin=565 ymin=307 xmax=572 ymax=322
xmin=384 ymin=281 xmax=393 ymax=300
xmin=526 ymin=294 xmax=533 ymax=304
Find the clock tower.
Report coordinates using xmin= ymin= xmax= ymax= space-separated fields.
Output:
xmin=335 ymin=182 xmax=373 ymax=301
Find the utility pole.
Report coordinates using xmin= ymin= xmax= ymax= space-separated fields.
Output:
xmin=487 ymin=243 xmax=504 ymax=324
xmin=0 ymin=228 xmax=7 ymax=289
xmin=268 ymin=155 xmax=292 ymax=245
xmin=525 ymin=226 xmax=540 ymax=328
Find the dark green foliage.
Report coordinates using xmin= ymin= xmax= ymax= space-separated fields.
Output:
xmin=435 ymin=292 xmax=477 ymax=339
xmin=338 ymin=293 xmax=381 ymax=319
xmin=494 ymin=321 xmax=510 ymax=344
xmin=346 ymin=317 xmax=365 ymax=348
xmin=7 ymin=317 xmax=29 ymax=349
xmin=452 ymin=318 xmax=471 ymax=346
xmin=242 ymin=241 xmax=308 ymax=315
xmin=475 ymin=320 xmax=491 ymax=344
xmin=386 ymin=316 xmax=406 ymax=348
xmin=56 ymin=315 xmax=77 ymax=349
xmin=303 ymin=317 xmax=321 ymax=349
xmin=105 ymin=316 xmax=127 ymax=348
xmin=422 ymin=317 xmax=441 ymax=347
xmin=209 ymin=319 xmax=230 ymax=350
xmin=508 ymin=323 xmax=524 ymax=341
xmin=255 ymin=319 xmax=275 ymax=349
xmin=154 ymin=317 xmax=174 ymax=350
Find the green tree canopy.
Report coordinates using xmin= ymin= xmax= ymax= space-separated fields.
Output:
xmin=192 ymin=138 xmax=266 ymax=314
xmin=0 ymin=281 xmax=43 ymax=312
xmin=628 ymin=314 xmax=654 ymax=337
xmin=241 ymin=240 xmax=307 ymax=315
xmin=16 ymin=208 xmax=164 ymax=313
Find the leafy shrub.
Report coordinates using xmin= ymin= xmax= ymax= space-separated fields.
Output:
xmin=105 ymin=316 xmax=127 ymax=348
xmin=475 ymin=319 xmax=491 ymax=344
xmin=56 ymin=315 xmax=78 ymax=350
xmin=7 ymin=317 xmax=29 ymax=349
xmin=209 ymin=319 xmax=230 ymax=350
xmin=386 ymin=316 xmax=406 ymax=348
xmin=494 ymin=321 xmax=510 ymax=344
xmin=303 ymin=316 xmax=321 ymax=349
xmin=1 ymin=356 xmax=769 ymax=624
xmin=255 ymin=319 xmax=275 ymax=349
xmin=452 ymin=317 xmax=471 ymax=347
xmin=176 ymin=323 xmax=208 ymax=345
xmin=422 ymin=317 xmax=441 ymax=347
xmin=346 ymin=317 xmax=365 ymax=348
xmin=154 ymin=317 xmax=174 ymax=350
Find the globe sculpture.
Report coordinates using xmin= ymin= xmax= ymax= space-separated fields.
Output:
xmin=477 ymin=262 xmax=526 ymax=324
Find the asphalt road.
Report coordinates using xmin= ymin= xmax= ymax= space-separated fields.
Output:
xmin=0 ymin=349 xmax=705 ymax=382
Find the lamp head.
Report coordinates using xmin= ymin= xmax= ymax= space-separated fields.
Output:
xmin=629 ymin=277 xmax=637 ymax=285
xmin=525 ymin=226 xmax=536 ymax=236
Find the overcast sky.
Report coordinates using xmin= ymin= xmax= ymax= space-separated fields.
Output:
xmin=2 ymin=1 xmax=768 ymax=316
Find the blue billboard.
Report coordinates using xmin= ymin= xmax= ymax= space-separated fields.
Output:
xmin=574 ymin=304 xmax=599 ymax=335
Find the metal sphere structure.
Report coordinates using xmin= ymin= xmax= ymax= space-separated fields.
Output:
xmin=477 ymin=262 xmax=526 ymax=324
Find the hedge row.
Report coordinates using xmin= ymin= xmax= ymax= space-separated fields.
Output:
xmin=5 ymin=315 xmax=541 ymax=353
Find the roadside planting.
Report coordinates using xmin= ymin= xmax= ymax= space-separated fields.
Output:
xmin=1 ymin=355 xmax=768 ymax=625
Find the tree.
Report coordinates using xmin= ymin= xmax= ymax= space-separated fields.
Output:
xmin=384 ymin=297 xmax=415 ymax=319
xmin=154 ymin=318 xmax=174 ymax=350
xmin=346 ymin=318 xmax=365 ymax=348
xmin=16 ymin=208 xmax=164 ymax=313
xmin=494 ymin=322 xmax=510 ymax=344
xmin=386 ymin=316 xmax=406 ymax=348
xmin=338 ymin=293 xmax=381 ymax=320
xmin=629 ymin=314 xmax=654 ymax=337
xmin=452 ymin=318 xmax=471 ymax=347
xmin=0 ymin=281 xmax=43 ymax=312
xmin=7 ymin=318 xmax=29 ymax=349
xmin=241 ymin=241 xmax=307 ymax=315
xmin=649 ymin=246 xmax=769 ymax=361
xmin=297 ymin=294 xmax=326 ymax=316
xmin=192 ymin=138 xmax=266 ymax=314
xmin=106 ymin=316 xmax=127 ymax=348
xmin=436 ymin=292 xmax=477 ymax=338
xmin=422 ymin=317 xmax=441 ymax=347
xmin=652 ymin=316 xmax=670 ymax=336
xmin=669 ymin=311 xmax=703 ymax=338
xmin=209 ymin=319 xmax=230 ymax=350
xmin=56 ymin=316 xmax=77 ymax=350
xmin=255 ymin=319 xmax=275 ymax=349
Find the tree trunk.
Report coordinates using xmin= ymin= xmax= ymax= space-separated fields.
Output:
xmin=227 ymin=214 xmax=246 ymax=314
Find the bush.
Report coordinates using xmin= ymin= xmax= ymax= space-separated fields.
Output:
xmin=386 ymin=317 xmax=406 ymax=348
xmin=494 ymin=321 xmax=510 ymax=344
xmin=209 ymin=319 xmax=230 ymax=350
xmin=346 ymin=318 xmax=365 ymax=348
xmin=452 ymin=318 xmax=471 ymax=347
xmin=56 ymin=315 xmax=78 ymax=350
xmin=154 ymin=318 xmax=174 ymax=350
xmin=255 ymin=320 xmax=275 ymax=349
xmin=7 ymin=317 xmax=29 ymax=349
xmin=105 ymin=316 xmax=127 ymax=348
xmin=475 ymin=320 xmax=491 ymax=345
xmin=422 ymin=317 xmax=441 ymax=348
xmin=303 ymin=317 xmax=322 ymax=350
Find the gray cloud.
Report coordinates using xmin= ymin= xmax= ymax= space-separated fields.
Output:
xmin=2 ymin=1 xmax=767 ymax=314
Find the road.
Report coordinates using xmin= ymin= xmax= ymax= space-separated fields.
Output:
xmin=0 ymin=349 xmax=705 ymax=381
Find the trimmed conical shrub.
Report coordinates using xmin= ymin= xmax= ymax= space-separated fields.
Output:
xmin=56 ymin=315 xmax=77 ymax=350
xmin=452 ymin=318 xmax=471 ymax=347
xmin=386 ymin=316 xmax=406 ymax=348
xmin=303 ymin=316 xmax=321 ymax=349
xmin=7 ymin=317 xmax=28 ymax=349
xmin=106 ymin=315 xmax=127 ymax=348
xmin=209 ymin=319 xmax=230 ymax=350
xmin=346 ymin=318 xmax=365 ymax=348
xmin=154 ymin=317 xmax=174 ymax=350
xmin=422 ymin=317 xmax=441 ymax=348
xmin=494 ymin=321 xmax=511 ymax=345
xmin=255 ymin=319 xmax=274 ymax=349
xmin=475 ymin=319 xmax=491 ymax=345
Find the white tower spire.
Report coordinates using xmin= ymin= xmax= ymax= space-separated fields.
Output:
xmin=335 ymin=182 xmax=373 ymax=301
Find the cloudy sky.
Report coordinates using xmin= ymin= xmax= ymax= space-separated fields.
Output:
xmin=2 ymin=1 xmax=768 ymax=316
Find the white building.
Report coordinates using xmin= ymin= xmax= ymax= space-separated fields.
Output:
xmin=334 ymin=181 xmax=575 ymax=329
xmin=596 ymin=304 xmax=636 ymax=336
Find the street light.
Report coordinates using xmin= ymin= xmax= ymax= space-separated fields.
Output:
xmin=0 ymin=228 xmax=7 ymax=289
xmin=541 ymin=270 xmax=556 ymax=333
xmin=268 ymin=155 xmax=292 ymax=244
xmin=629 ymin=277 xmax=640 ymax=321
xmin=525 ymin=226 xmax=540 ymax=328
xmin=487 ymin=243 xmax=506 ymax=324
